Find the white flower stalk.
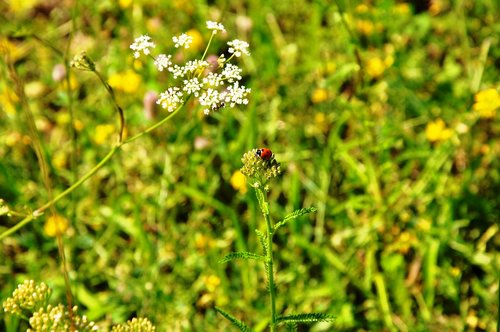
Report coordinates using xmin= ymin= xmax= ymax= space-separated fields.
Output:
xmin=172 ymin=33 xmax=193 ymax=49
xmin=130 ymin=35 xmax=156 ymax=58
xmin=227 ymin=39 xmax=250 ymax=57
xmin=154 ymin=54 xmax=172 ymax=72
xmin=206 ymin=21 xmax=226 ymax=34
xmin=156 ymin=87 xmax=183 ymax=112
xmin=131 ymin=22 xmax=251 ymax=116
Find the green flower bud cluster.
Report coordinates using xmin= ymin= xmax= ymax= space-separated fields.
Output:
xmin=240 ymin=149 xmax=281 ymax=186
xmin=70 ymin=51 xmax=96 ymax=71
xmin=2 ymin=280 xmax=51 ymax=315
xmin=111 ymin=317 xmax=156 ymax=332
xmin=3 ymin=281 xmax=155 ymax=331
xmin=28 ymin=305 xmax=98 ymax=332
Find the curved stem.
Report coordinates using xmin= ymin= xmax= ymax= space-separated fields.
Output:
xmin=93 ymin=70 xmax=125 ymax=143
xmin=0 ymin=102 xmax=187 ymax=241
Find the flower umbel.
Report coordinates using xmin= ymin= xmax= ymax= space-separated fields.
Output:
xmin=2 ymin=280 xmax=51 ymax=316
xmin=29 ymin=305 xmax=98 ymax=331
xmin=227 ymin=39 xmax=250 ymax=57
xmin=130 ymin=35 xmax=156 ymax=58
xmin=172 ymin=33 xmax=193 ymax=49
xmin=206 ymin=21 xmax=226 ymax=34
xmin=241 ymin=149 xmax=281 ymax=188
xmin=131 ymin=22 xmax=251 ymax=116
xmin=111 ymin=317 xmax=156 ymax=332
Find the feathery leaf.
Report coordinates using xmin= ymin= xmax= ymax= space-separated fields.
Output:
xmin=214 ymin=307 xmax=251 ymax=332
xmin=274 ymin=207 xmax=317 ymax=232
xmin=277 ymin=312 xmax=335 ymax=324
xmin=219 ymin=251 xmax=265 ymax=263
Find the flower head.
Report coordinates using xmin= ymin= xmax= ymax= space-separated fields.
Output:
xmin=230 ymin=170 xmax=247 ymax=194
xmin=173 ymin=33 xmax=193 ymax=49
xmin=227 ymin=39 xmax=250 ymax=57
xmin=29 ymin=305 xmax=98 ymax=331
xmin=157 ymin=87 xmax=184 ymax=112
xmin=206 ymin=21 xmax=226 ymax=34
xmin=70 ymin=51 xmax=95 ymax=71
xmin=44 ymin=214 xmax=69 ymax=237
xmin=425 ymin=119 xmax=453 ymax=143
xmin=224 ymin=82 xmax=251 ymax=107
xmin=154 ymin=54 xmax=172 ymax=72
xmin=241 ymin=149 xmax=281 ymax=187
xmin=131 ymin=23 xmax=251 ymax=116
xmin=2 ymin=280 xmax=52 ymax=316
xmin=130 ymin=35 xmax=156 ymax=58
xmin=111 ymin=317 xmax=156 ymax=332
xmin=472 ymin=88 xmax=499 ymax=119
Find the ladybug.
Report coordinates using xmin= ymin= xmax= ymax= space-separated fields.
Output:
xmin=256 ymin=148 xmax=273 ymax=161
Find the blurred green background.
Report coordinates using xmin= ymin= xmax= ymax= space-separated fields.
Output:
xmin=1 ymin=0 xmax=499 ymax=330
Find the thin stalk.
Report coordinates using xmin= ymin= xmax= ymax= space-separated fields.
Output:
xmin=259 ymin=188 xmax=277 ymax=331
xmin=93 ymin=70 xmax=125 ymax=143
xmin=0 ymin=102 xmax=186 ymax=241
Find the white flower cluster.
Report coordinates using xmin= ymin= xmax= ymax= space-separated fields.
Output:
xmin=130 ymin=21 xmax=251 ymax=115
xmin=130 ymin=35 xmax=156 ymax=58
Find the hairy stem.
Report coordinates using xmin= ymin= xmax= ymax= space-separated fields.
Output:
xmin=258 ymin=187 xmax=277 ymax=331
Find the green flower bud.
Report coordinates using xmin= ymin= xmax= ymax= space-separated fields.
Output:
xmin=240 ymin=149 xmax=281 ymax=187
xmin=70 ymin=51 xmax=96 ymax=71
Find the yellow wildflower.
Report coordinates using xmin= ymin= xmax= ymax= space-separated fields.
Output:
xmin=425 ymin=119 xmax=453 ymax=142
xmin=186 ymin=29 xmax=204 ymax=52
xmin=108 ymin=69 xmax=142 ymax=94
xmin=93 ymin=124 xmax=115 ymax=145
xmin=7 ymin=0 xmax=39 ymax=15
xmin=74 ymin=119 xmax=85 ymax=132
xmin=60 ymin=74 xmax=79 ymax=91
xmin=230 ymin=170 xmax=247 ymax=194
xmin=52 ymin=150 xmax=67 ymax=170
xmin=472 ymin=88 xmax=499 ymax=119
xmin=395 ymin=3 xmax=410 ymax=15
xmin=355 ymin=4 xmax=370 ymax=13
xmin=311 ymin=88 xmax=328 ymax=104
xmin=366 ymin=57 xmax=385 ymax=79
xmin=119 ymin=0 xmax=132 ymax=9
xmin=0 ymin=87 xmax=19 ymax=115
xmin=430 ymin=0 xmax=443 ymax=16
xmin=357 ymin=20 xmax=374 ymax=36
xmin=202 ymin=275 xmax=221 ymax=293
xmin=44 ymin=214 xmax=69 ymax=237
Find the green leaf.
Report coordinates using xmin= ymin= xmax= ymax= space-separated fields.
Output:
xmin=277 ymin=313 xmax=335 ymax=324
xmin=274 ymin=207 xmax=317 ymax=232
xmin=219 ymin=251 xmax=266 ymax=263
xmin=255 ymin=229 xmax=268 ymax=255
xmin=214 ymin=307 xmax=251 ymax=332
xmin=285 ymin=322 xmax=298 ymax=332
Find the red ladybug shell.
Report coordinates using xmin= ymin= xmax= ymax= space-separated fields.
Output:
xmin=256 ymin=148 xmax=273 ymax=161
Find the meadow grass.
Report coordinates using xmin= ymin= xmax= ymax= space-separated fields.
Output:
xmin=1 ymin=0 xmax=499 ymax=331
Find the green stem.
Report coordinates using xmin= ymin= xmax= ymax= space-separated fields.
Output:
xmin=0 ymin=103 xmax=186 ymax=241
xmin=93 ymin=70 xmax=125 ymax=143
xmin=200 ymin=32 xmax=215 ymax=62
xmin=258 ymin=187 xmax=277 ymax=331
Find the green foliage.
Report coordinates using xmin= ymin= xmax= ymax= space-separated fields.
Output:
xmin=277 ymin=313 xmax=335 ymax=324
xmin=214 ymin=307 xmax=251 ymax=332
xmin=273 ymin=207 xmax=317 ymax=232
xmin=0 ymin=0 xmax=499 ymax=330
xmin=219 ymin=251 xmax=265 ymax=263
